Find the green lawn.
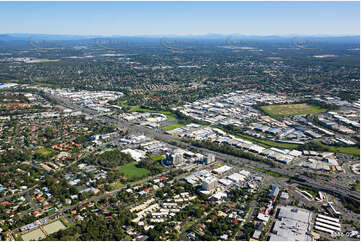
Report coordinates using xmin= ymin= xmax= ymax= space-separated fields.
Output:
xmin=35 ymin=148 xmax=56 ymax=158
xmin=161 ymin=123 xmax=186 ymax=131
xmin=298 ymin=185 xmax=318 ymax=198
xmin=214 ymin=125 xmax=299 ymax=149
xmin=239 ymin=133 xmax=359 ymax=157
xmin=151 ymin=155 xmax=165 ymax=161
xmin=260 ymin=103 xmax=326 ymax=117
xmin=118 ymin=163 xmax=150 ymax=179
xmin=314 ymin=141 xmax=360 ymax=158
xmin=128 ymin=106 xmax=177 ymax=120
xmin=325 ymin=145 xmax=360 ymax=158
xmin=238 ymin=133 xmax=299 ymax=149
xmin=253 ymin=167 xmax=290 ymax=178
xmin=217 ymin=125 xmax=359 ymax=158
xmin=352 ymin=181 xmax=360 ymax=192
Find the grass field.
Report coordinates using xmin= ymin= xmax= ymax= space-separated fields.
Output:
xmin=353 ymin=181 xmax=360 ymax=192
xmin=21 ymin=228 xmax=46 ymax=241
xmin=260 ymin=103 xmax=326 ymax=117
xmin=214 ymin=125 xmax=299 ymax=149
xmin=35 ymin=148 xmax=56 ymax=157
xmin=43 ymin=220 xmax=66 ymax=235
xmin=314 ymin=141 xmax=360 ymax=158
xmin=128 ymin=106 xmax=177 ymax=120
xmin=298 ymin=185 xmax=318 ymax=198
xmin=238 ymin=133 xmax=299 ymax=149
xmin=253 ymin=167 xmax=290 ymax=178
xmin=151 ymin=155 xmax=165 ymax=161
xmin=118 ymin=163 xmax=150 ymax=179
xmin=161 ymin=123 xmax=186 ymax=131
xmin=216 ymin=125 xmax=359 ymax=159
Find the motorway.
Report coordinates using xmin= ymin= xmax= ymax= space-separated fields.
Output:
xmin=46 ymin=93 xmax=359 ymax=203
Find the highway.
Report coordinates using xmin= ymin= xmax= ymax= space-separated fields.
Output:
xmin=45 ymin=93 xmax=360 ymax=203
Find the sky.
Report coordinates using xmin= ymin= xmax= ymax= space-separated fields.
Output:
xmin=0 ymin=1 xmax=359 ymax=36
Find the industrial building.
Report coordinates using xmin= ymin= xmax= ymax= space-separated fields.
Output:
xmin=313 ymin=214 xmax=342 ymax=234
xmin=212 ymin=165 xmax=232 ymax=175
xmin=269 ymin=206 xmax=313 ymax=241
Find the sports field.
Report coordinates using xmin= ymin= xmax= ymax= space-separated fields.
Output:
xmin=35 ymin=148 xmax=56 ymax=158
xmin=43 ymin=220 xmax=66 ymax=235
xmin=260 ymin=103 xmax=326 ymax=117
xmin=21 ymin=228 xmax=46 ymax=241
xmin=118 ymin=163 xmax=150 ymax=179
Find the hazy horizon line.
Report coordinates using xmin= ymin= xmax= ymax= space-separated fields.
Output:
xmin=2 ymin=32 xmax=360 ymax=39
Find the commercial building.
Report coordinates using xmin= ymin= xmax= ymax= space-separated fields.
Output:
xmin=206 ymin=154 xmax=215 ymax=164
xmin=165 ymin=151 xmax=184 ymax=167
xmin=270 ymin=184 xmax=280 ymax=201
xmin=269 ymin=206 xmax=313 ymax=241
xmin=213 ymin=165 xmax=232 ymax=175
xmin=227 ymin=173 xmax=246 ymax=183
xmin=202 ymin=177 xmax=218 ymax=191
xmin=314 ymin=214 xmax=342 ymax=234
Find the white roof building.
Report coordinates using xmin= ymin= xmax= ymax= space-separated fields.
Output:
xmin=227 ymin=173 xmax=246 ymax=183
xmin=121 ymin=149 xmax=146 ymax=161
xmin=269 ymin=206 xmax=313 ymax=241
xmin=213 ymin=165 xmax=233 ymax=174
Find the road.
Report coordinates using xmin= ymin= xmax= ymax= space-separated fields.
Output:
xmin=45 ymin=93 xmax=360 ymax=203
xmin=0 ymin=185 xmax=38 ymax=203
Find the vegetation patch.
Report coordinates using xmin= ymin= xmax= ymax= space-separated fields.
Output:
xmin=260 ymin=103 xmax=326 ymax=117
xmin=222 ymin=125 xmax=359 ymax=157
xmin=34 ymin=148 xmax=56 ymax=159
xmin=128 ymin=106 xmax=177 ymax=120
xmin=118 ymin=163 xmax=150 ymax=179
xmin=302 ymin=141 xmax=360 ymax=158
xmin=297 ymin=185 xmax=318 ymax=198
xmin=161 ymin=123 xmax=186 ymax=131
xmin=217 ymin=125 xmax=299 ymax=149
xmin=322 ymin=144 xmax=360 ymax=158
xmin=43 ymin=220 xmax=67 ymax=235
xmin=151 ymin=155 xmax=165 ymax=161
xmin=253 ymin=167 xmax=290 ymax=178
xmin=21 ymin=228 xmax=46 ymax=241
xmin=352 ymin=180 xmax=360 ymax=192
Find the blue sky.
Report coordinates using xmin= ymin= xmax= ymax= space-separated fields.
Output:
xmin=0 ymin=1 xmax=359 ymax=36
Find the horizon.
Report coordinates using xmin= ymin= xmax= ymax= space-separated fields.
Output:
xmin=0 ymin=1 xmax=359 ymax=36
xmin=2 ymin=32 xmax=360 ymax=38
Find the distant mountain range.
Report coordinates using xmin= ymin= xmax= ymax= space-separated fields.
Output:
xmin=0 ymin=33 xmax=359 ymax=39
xmin=0 ymin=33 xmax=359 ymax=45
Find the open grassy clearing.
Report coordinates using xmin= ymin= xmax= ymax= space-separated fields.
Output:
xmin=128 ymin=106 xmax=177 ymax=120
xmin=353 ymin=181 xmax=360 ymax=192
xmin=118 ymin=162 xmax=150 ymax=179
xmin=43 ymin=220 xmax=66 ymax=234
xmin=21 ymin=228 xmax=46 ymax=241
xmin=161 ymin=123 xmax=186 ymax=131
xmin=214 ymin=125 xmax=299 ymax=149
xmin=314 ymin=141 xmax=360 ymax=158
xmin=253 ymin=167 xmax=290 ymax=178
xmin=217 ymin=125 xmax=359 ymax=157
xmin=35 ymin=148 xmax=56 ymax=157
xmin=151 ymin=155 xmax=165 ymax=161
xmin=237 ymin=133 xmax=299 ymax=149
xmin=298 ymin=185 xmax=318 ymax=198
xmin=260 ymin=103 xmax=326 ymax=117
